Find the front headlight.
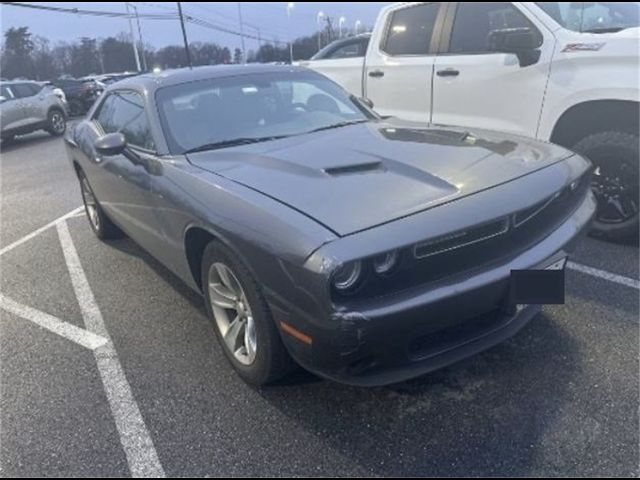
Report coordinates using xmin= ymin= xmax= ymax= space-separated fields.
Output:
xmin=332 ymin=260 xmax=363 ymax=293
xmin=372 ymin=250 xmax=399 ymax=275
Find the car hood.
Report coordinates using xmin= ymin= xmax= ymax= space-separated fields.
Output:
xmin=187 ymin=121 xmax=573 ymax=236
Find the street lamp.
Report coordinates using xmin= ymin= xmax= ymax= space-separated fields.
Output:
xmin=286 ymin=2 xmax=295 ymax=64
xmin=316 ymin=11 xmax=325 ymax=51
xmin=355 ymin=20 xmax=362 ymax=35
xmin=339 ymin=16 xmax=346 ymax=38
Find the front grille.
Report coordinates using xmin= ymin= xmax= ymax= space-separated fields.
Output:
xmin=414 ymin=217 xmax=509 ymax=259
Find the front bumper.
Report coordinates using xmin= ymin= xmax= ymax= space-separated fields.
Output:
xmin=270 ymin=190 xmax=596 ymax=386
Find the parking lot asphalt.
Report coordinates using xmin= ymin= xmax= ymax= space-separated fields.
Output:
xmin=1 ymin=130 xmax=638 ymax=477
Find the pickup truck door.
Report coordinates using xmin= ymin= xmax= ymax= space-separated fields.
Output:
xmin=364 ymin=2 xmax=447 ymax=123
xmin=431 ymin=2 xmax=554 ymax=137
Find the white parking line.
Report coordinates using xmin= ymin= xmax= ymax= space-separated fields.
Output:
xmin=0 ymin=293 xmax=108 ymax=350
xmin=56 ymin=221 xmax=165 ymax=478
xmin=0 ymin=206 xmax=83 ymax=257
xmin=568 ymin=261 xmax=640 ymax=290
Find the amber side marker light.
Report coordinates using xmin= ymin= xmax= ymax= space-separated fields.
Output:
xmin=279 ymin=321 xmax=313 ymax=345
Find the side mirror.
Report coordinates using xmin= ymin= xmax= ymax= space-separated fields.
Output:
xmin=360 ymin=97 xmax=374 ymax=109
xmin=0 ymin=96 xmax=6 ymax=103
xmin=94 ymin=132 xmax=127 ymax=156
xmin=488 ymin=27 xmax=542 ymax=67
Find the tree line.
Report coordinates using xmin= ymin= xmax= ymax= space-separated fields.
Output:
xmin=1 ymin=23 xmax=358 ymax=81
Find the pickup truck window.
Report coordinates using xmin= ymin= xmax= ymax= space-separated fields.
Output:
xmin=329 ymin=41 xmax=365 ymax=59
xmin=449 ymin=2 xmax=536 ymax=54
xmin=382 ymin=3 xmax=440 ymax=56
xmin=536 ymin=2 xmax=639 ymax=33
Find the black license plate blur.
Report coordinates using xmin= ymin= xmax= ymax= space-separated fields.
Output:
xmin=510 ymin=268 xmax=565 ymax=305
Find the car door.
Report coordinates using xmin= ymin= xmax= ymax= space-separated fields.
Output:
xmin=84 ymin=90 xmax=164 ymax=252
xmin=0 ymin=85 xmax=25 ymax=132
xmin=431 ymin=2 xmax=554 ymax=137
xmin=364 ymin=2 xmax=447 ymax=122
xmin=10 ymin=83 xmax=43 ymax=127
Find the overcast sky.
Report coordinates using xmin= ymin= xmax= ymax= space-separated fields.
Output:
xmin=1 ymin=2 xmax=390 ymax=51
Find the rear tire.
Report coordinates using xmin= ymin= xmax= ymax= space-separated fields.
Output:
xmin=46 ymin=109 xmax=66 ymax=136
xmin=201 ymin=241 xmax=294 ymax=385
xmin=77 ymin=169 xmax=124 ymax=240
xmin=572 ymin=131 xmax=639 ymax=242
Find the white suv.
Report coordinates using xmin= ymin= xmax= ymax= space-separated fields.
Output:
xmin=0 ymin=81 xmax=68 ymax=142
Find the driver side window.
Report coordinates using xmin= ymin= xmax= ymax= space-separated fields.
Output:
xmin=96 ymin=91 xmax=155 ymax=151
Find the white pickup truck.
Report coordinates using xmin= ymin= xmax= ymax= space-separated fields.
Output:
xmin=302 ymin=2 xmax=639 ymax=241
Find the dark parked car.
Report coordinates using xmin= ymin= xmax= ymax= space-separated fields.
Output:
xmin=64 ymin=65 xmax=595 ymax=386
xmin=51 ymin=78 xmax=103 ymax=116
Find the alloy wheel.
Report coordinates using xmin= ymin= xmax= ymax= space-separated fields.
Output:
xmin=591 ymin=152 xmax=639 ymax=224
xmin=208 ymin=262 xmax=257 ymax=365
xmin=81 ymin=177 xmax=100 ymax=230
xmin=51 ymin=112 xmax=65 ymax=134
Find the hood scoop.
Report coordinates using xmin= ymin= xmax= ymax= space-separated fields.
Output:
xmin=323 ymin=161 xmax=384 ymax=176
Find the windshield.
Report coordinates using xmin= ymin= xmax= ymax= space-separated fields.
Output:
xmin=156 ymin=70 xmax=372 ymax=154
xmin=536 ymin=2 xmax=640 ymax=32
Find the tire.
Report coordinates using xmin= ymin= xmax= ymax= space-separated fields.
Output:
xmin=201 ymin=241 xmax=294 ymax=385
xmin=572 ymin=131 xmax=639 ymax=242
xmin=77 ymin=169 xmax=124 ymax=240
xmin=46 ymin=109 xmax=66 ymax=136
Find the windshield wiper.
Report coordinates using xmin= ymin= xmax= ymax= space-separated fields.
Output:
xmin=308 ymin=119 xmax=369 ymax=134
xmin=184 ymin=135 xmax=289 ymax=154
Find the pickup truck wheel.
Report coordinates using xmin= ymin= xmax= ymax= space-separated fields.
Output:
xmin=572 ymin=131 xmax=639 ymax=242
xmin=201 ymin=241 xmax=295 ymax=385
xmin=46 ymin=109 xmax=66 ymax=136
xmin=78 ymin=170 xmax=124 ymax=240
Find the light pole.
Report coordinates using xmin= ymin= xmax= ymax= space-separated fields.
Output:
xmin=316 ymin=11 xmax=325 ymax=51
xmin=177 ymin=2 xmax=192 ymax=68
xmin=355 ymin=20 xmax=362 ymax=35
xmin=286 ymin=2 xmax=295 ymax=64
xmin=339 ymin=16 xmax=346 ymax=38
xmin=237 ymin=2 xmax=246 ymax=64
xmin=125 ymin=2 xmax=141 ymax=71
xmin=129 ymin=3 xmax=147 ymax=71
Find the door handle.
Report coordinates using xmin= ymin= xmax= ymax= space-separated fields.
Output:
xmin=368 ymin=70 xmax=385 ymax=78
xmin=436 ymin=68 xmax=460 ymax=77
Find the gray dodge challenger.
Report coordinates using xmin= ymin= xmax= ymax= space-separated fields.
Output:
xmin=64 ymin=65 xmax=596 ymax=386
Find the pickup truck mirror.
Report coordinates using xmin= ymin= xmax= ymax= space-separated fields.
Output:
xmin=94 ymin=132 xmax=127 ymax=156
xmin=488 ymin=27 xmax=542 ymax=67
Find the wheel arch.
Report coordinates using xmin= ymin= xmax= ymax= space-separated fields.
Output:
xmin=550 ymin=100 xmax=639 ymax=148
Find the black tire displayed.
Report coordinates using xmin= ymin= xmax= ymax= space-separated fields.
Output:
xmin=46 ymin=109 xmax=66 ymax=136
xmin=78 ymin=170 xmax=124 ymax=240
xmin=572 ymin=131 xmax=639 ymax=242
xmin=201 ymin=241 xmax=294 ymax=385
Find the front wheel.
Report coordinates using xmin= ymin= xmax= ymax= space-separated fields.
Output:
xmin=78 ymin=170 xmax=124 ymax=240
xmin=46 ymin=109 xmax=66 ymax=136
xmin=201 ymin=241 xmax=294 ymax=385
xmin=572 ymin=131 xmax=639 ymax=242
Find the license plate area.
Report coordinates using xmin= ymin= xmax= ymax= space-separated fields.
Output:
xmin=509 ymin=257 xmax=566 ymax=305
